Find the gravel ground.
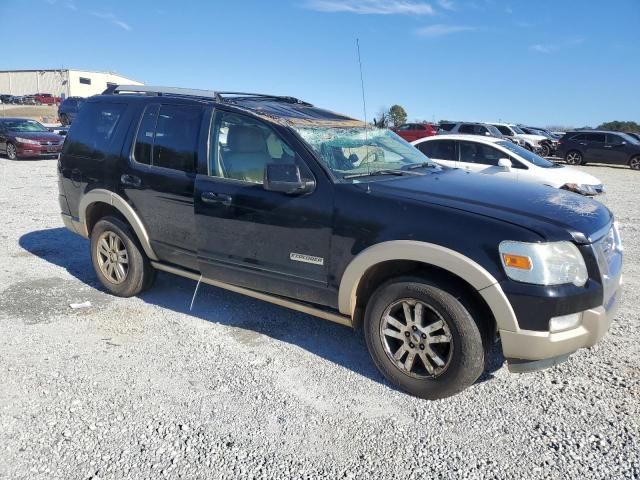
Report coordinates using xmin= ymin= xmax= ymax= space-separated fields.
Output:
xmin=0 ymin=157 xmax=638 ymax=479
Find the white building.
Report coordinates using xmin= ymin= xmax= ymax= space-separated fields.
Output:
xmin=0 ymin=69 xmax=143 ymax=98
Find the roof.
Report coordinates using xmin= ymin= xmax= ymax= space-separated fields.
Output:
xmin=412 ymin=134 xmax=505 ymax=145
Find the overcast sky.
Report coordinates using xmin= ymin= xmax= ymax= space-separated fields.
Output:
xmin=2 ymin=0 xmax=639 ymax=127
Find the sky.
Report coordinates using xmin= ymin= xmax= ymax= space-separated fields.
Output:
xmin=2 ymin=0 xmax=639 ymax=127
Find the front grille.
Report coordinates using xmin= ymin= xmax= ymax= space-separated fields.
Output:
xmin=39 ymin=141 xmax=62 ymax=146
xmin=593 ymin=224 xmax=623 ymax=308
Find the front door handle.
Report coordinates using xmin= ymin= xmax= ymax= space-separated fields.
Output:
xmin=121 ymin=174 xmax=142 ymax=188
xmin=201 ymin=191 xmax=233 ymax=206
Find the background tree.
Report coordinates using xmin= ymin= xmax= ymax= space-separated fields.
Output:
xmin=388 ymin=105 xmax=408 ymax=128
xmin=373 ymin=107 xmax=389 ymax=128
xmin=597 ymin=121 xmax=640 ymax=133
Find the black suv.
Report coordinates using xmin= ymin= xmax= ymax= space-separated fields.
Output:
xmin=58 ymin=85 xmax=623 ymax=399
xmin=557 ymin=130 xmax=640 ymax=170
xmin=57 ymin=96 xmax=85 ymax=126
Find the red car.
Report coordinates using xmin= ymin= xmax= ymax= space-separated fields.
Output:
xmin=34 ymin=93 xmax=62 ymax=105
xmin=393 ymin=123 xmax=438 ymax=142
xmin=0 ymin=118 xmax=65 ymax=159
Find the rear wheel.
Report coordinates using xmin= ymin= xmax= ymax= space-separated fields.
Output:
xmin=565 ymin=150 xmax=583 ymax=165
xmin=630 ymin=156 xmax=640 ymax=170
xmin=364 ymin=278 xmax=485 ymax=400
xmin=6 ymin=142 xmax=17 ymax=160
xmin=540 ymin=143 xmax=551 ymax=157
xmin=90 ymin=216 xmax=156 ymax=297
xmin=60 ymin=114 xmax=69 ymax=126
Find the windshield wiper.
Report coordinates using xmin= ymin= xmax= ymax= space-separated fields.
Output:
xmin=343 ymin=169 xmax=410 ymax=179
xmin=404 ymin=162 xmax=438 ymax=171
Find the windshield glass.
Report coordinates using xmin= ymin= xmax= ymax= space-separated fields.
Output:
xmin=294 ymin=127 xmax=439 ymax=180
xmin=3 ymin=120 xmax=48 ymax=133
xmin=497 ymin=141 xmax=561 ymax=168
xmin=510 ymin=125 xmax=525 ymax=134
xmin=487 ymin=125 xmax=503 ymax=136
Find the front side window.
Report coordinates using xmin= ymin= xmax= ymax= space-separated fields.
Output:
xmin=458 ymin=124 xmax=475 ymax=134
xmin=132 ymin=104 xmax=202 ymax=172
xmin=495 ymin=125 xmax=512 ymax=136
xmin=210 ymin=111 xmax=310 ymax=184
xmin=65 ymin=101 xmax=126 ymax=159
xmin=417 ymin=140 xmax=456 ymax=161
xmin=510 ymin=125 xmax=525 ymax=134
xmin=439 ymin=123 xmax=455 ymax=132
xmin=606 ymin=134 xmax=624 ymax=145
xmin=458 ymin=141 xmax=505 ymax=165
xmin=496 ymin=141 xmax=557 ymax=168
xmin=294 ymin=127 xmax=440 ymax=181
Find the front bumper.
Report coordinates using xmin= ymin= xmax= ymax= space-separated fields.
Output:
xmin=16 ymin=143 xmax=63 ymax=158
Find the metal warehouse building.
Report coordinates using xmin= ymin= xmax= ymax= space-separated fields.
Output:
xmin=0 ymin=69 xmax=143 ymax=98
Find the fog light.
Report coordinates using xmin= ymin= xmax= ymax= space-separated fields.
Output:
xmin=549 ymin=313 xmax=582 ymax=333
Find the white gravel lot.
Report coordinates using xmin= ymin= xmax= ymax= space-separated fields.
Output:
xmin=0 ymin=157 xmax=638 ymax=479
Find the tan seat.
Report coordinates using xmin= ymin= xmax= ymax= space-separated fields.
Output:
xmin=224 ymin=126 xmax=271 ymax=183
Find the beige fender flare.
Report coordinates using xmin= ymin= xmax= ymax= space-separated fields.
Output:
xmin=78 ymin=189 xmax=159 ymax=261
xmin=337 ymin=240 xmax=519 ymax=332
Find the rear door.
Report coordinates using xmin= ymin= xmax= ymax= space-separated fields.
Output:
xmin=584 ymin=133 xmax=607 ymax=162
xmin=121 ymin=102 xmax=207 ymax=270
xmin=194 ymin=109 xmax=335 ymax=306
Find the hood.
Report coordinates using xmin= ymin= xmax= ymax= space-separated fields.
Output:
xmin=11 ymin=131 xmax=64 ymax=142
xmin=367 ymin=169 xmax=611 ymax=243
xmin=548 ymin=166 xmax=603 ymax=188
xmin=515 ymin=133 xmax=547 ymax=143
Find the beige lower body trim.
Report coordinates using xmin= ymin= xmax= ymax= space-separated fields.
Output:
xmin=500 ymin=289 xmax=620 ymax=360
xmin=151 ymin=262 xmax=353 ymax=328
xmin=61 ymin=213 xmax=88 ymax=238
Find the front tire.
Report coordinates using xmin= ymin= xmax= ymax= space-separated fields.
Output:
xmin=565 ymin=150 xmax=583 ymax=165
xmin=630 ymin=156 xmax=640 ymax=170
xmin=540 ymin=143 xmax=551 ymax=157
xmin=60 ymin=114 xmax=69 ymax=126
xmin=6 ymin=142 xmax=18 ymax=160
xmin=364 ymin=278 xmax=485 ymax=400
xmin=90 ymin=216 xmax=156 ymax=297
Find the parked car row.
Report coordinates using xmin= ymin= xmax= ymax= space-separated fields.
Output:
xmin=0 ymin=93 xmax=62 ymax=105
xmin=57 ymin=96 xmax=86 ymax=126
xmin=557 ymin=130 xmax=640 ymax=170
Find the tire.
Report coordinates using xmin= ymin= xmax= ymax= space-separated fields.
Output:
xmin=540 ymin=143 xmax=551 ymax=157
xmin=629 ymin=156 xmax=640 ymax=170
xmin=90 ymin=216 xmax=156 ymax=297
xmin=565 ymin=150 xmax=583 ymax=166
xmin=364 ymin=277 xmax=485 ymax=400
xmin=60 ymin=114 xmax=69 ymax=126
xmin=6 ymin=142 xmax=18 ymax=160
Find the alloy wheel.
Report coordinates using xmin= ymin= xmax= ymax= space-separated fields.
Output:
xmin=566 ymin=152 xmax=582 ymax=165
xmin=630 ymin=157 xmax=640 ymax=170
xmin=379 ymin=298 xmax=453 ymax=379
xmin=6 ymin=143 xmax=17 ymax=160
xmin=96 ymin=231 xmax=129 ymax=284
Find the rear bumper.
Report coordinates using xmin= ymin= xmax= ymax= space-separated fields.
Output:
xmin=501 ymin=284 xmax=621 ymax=368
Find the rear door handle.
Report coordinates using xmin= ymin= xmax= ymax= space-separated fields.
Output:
xmin=121 ymin=174 xmax=142 ymax=188
xmin=201 ymin=191 xmax=233 ymax=206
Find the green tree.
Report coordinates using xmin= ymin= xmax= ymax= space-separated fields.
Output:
xmin=597 ymin=121 xmax=640 ymax=133
xmin=388 ymin=105 xmax=408 ymax=128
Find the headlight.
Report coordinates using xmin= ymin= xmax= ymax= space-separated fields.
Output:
xmin=15 ymin=137 xmax=40 ymax=145
xmin=499 ymin=240 xmax=588 ymax=287
xmin=562 ymin=183 xmax=601 ymax=196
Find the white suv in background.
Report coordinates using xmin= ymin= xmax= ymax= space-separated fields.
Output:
xmin=412 ymin=134 xmax=604 ymax=196
xmin=490 ymin=123 xmax=548 ymax=153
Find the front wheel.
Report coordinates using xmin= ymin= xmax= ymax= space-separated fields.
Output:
xmin=90 ymin=216 xmax=156 ymax=297
xmin=364 ymin=278 xmax=485 ymax=400
xmin=540 ymin=143 xmax=551 ymax=157
xmin=630 ymin=156 xmax=640 ymax=170
xmin=6 ymin=142 xmax=18 ymax=160
xmin=60 ymin=114 xmax=69 ymax=126
xmin=565 ymin=150 xmax=583 ymax=165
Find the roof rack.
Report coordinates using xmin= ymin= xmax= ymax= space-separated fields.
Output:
xmin=103 ymin=85 xmax=313 ymax=106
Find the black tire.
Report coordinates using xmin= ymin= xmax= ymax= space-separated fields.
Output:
xmin=6 ymin=142 xmax=18 ymax=160
xmin=364 ymin=277 xmax=485 ymax=400
xmin=540 ymin=143 xmax=551 ymax=157
xmin=60 ymin=114 xmax=69 ymax=127
xmin=565 ymin=150 xmax=583 ymax=166
xmin=90 ymin=216 xmax=156 ymax=297
xmin=629 ymin=156 xmax=640 ymax=170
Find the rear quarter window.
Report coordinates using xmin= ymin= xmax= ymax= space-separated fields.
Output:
xmin=64 ymin=102 xmax=128 ymax=160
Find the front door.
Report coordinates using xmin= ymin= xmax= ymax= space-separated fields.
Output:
xmin=120 ymin=102 xmax=207 ymax=270
xmin=603 ymin=133 xmax=631 ymax=165
xmin=457 ymin=140 xmax=518 ymax=180
xmin=194 ymin=109 xmax=335 ymax=307
xmin=583 ymin=132 xmax=607 ymax=163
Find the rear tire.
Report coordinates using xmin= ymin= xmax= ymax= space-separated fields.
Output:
xmin=90 ymin=216 xmax=156 ymax=297
xmin=6 ymin=142 xmax=17 ymax=160
xmin=540 ymin=143 xmax=551 ymax=157
xmin=565 ymin=150 xmax=583 ymax=166
xmin=364 ymin=278 xmax=485 ymax=400
xmin=629 ymin=156 xmax=640 ymax=170
xmin=60 ymin=114 xmax=69 ymax=126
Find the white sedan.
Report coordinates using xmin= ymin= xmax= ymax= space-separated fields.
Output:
xmin=412 ymin=134 xmax=604 ymax=196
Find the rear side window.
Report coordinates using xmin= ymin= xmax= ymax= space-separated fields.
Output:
xmin=585 ymin=133 xmax=605 ymax=143
xmin=439 ymin=123 xmax=455 ymax=132
xmin=65 ymin=101 xmax=127 ymax=159
xmin=132 ymin=104 xmax=203 ymax=173
xmin=417 ymin=140 xmax=456 ymax=161
xmin=458 ymin=124 xmax=476 ymax=134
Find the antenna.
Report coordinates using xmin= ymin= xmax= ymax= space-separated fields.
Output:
xmin=356 ymin=38 xmax=368 ymax=128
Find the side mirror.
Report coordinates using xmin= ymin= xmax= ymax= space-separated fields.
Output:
xmin=498 ymin=158 xmax=513 ymax=170
xmin=484 ymin=132 xmax=491 ymax=136
xmin=264 ymin=164 xmax=314 ymax=194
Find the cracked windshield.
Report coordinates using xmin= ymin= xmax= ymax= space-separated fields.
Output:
xmin=294 ymin=127 xmax=439 ymax=180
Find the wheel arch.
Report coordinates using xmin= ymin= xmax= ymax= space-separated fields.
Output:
xmin=78 ymin=189 xmax=158 ymax=261
xmin=338 ymin=240 xmax=519 ymax=333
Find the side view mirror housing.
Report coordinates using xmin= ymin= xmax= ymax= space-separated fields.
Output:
xmin=484 ymin=132 xmax=491 ymax=136
xmin=264 ymin=164 xmax=315 ymax=195
xmin=498 ymin=158 xmax=513 ymax=170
